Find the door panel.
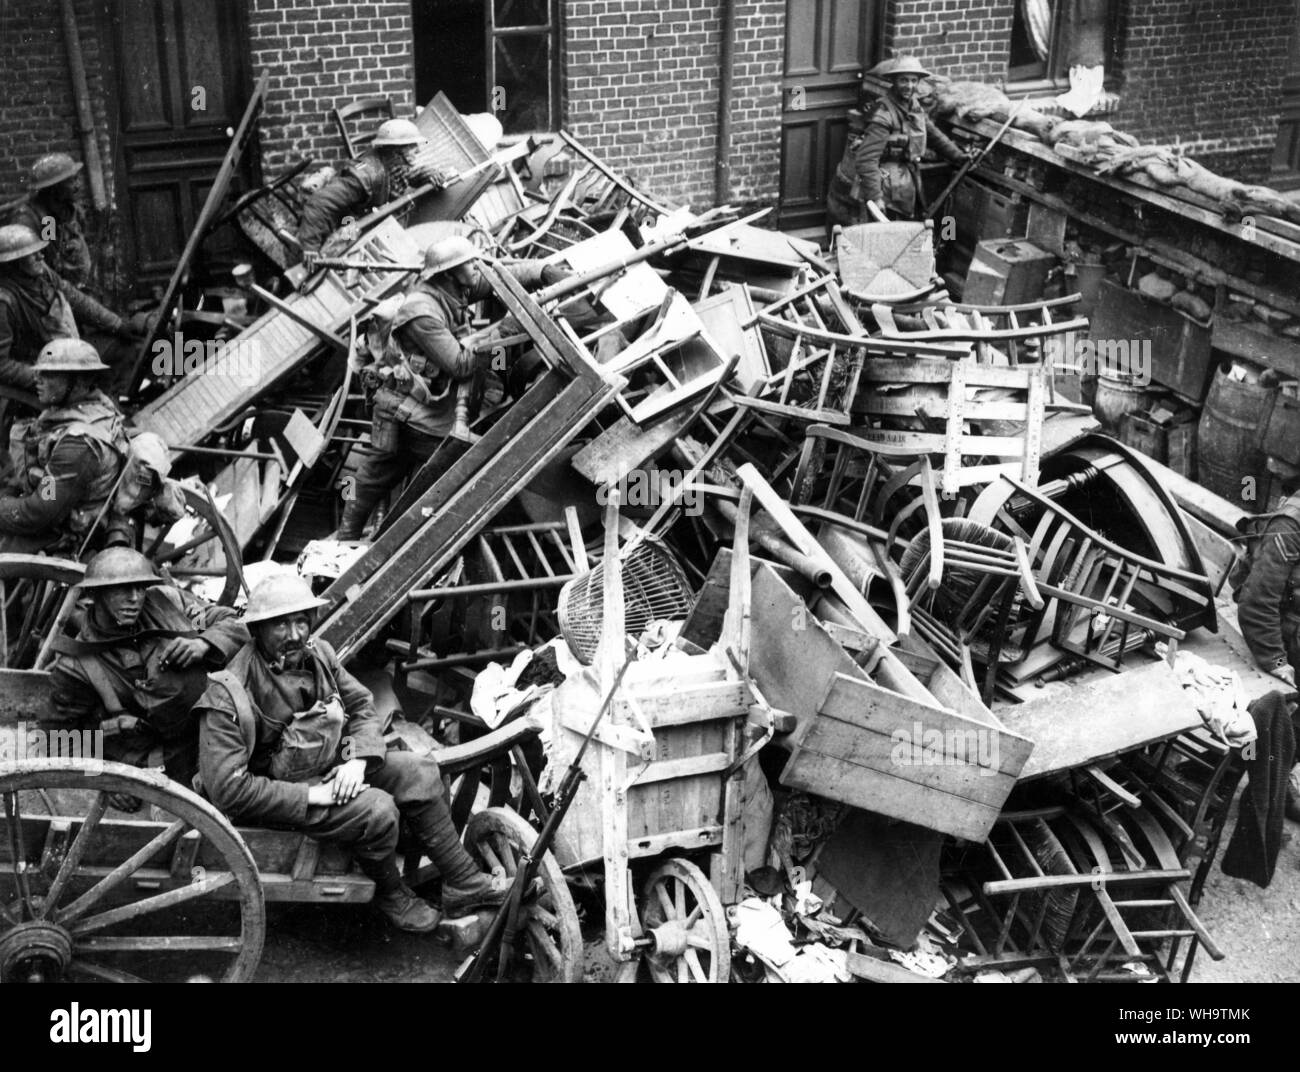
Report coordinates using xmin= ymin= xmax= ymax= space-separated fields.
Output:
xmin=109 ymin=0 xmax=254 ymax=290
xmin=779 ymin=0 xmax=884 ymax=232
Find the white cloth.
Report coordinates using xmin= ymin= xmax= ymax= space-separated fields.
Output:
xmin=1156 ymin=644 xmax=1258 ymax=748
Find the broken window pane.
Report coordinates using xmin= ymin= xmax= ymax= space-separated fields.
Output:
xmin=493 ymin=33 xmax=553 ymax=132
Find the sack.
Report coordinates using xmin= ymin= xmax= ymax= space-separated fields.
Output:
xmin=1230 ymin=497 xmax=1300 ymax=601
xmin=267 ymin=694 xmax=346 ymax=783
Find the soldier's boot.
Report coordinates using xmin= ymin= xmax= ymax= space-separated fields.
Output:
xmin=336 ymin=493 xmax=380 ymax=541
xmin=361 ymin=853 xmax=441 ymax=932
xmin=374 ymin=884 xmax=442 ymax=933
xmin=408 ymin=797 xmax=510 ymax=917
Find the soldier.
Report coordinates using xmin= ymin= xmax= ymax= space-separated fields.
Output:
xmin=46 ymin=547 xmax=249 ymax=791
xmin=0 ymin=339 xmax=129 ymax=554
xmin=336 ymin=236 xmax=569 ymax=539
xmin=1236 ymin=475 xmax=1300 ymax=819
xmin=195 ymin=574 xmax=509 ymax=932
xmin=5 ymin=152 xmax=94 ymax=292
xmin=0 ymin=223 xmax=138 ymax=392
xmin=296 ymin=118 xmax=447 ymax=261
xmin=826 ymin=55 xmax=970 ymax=227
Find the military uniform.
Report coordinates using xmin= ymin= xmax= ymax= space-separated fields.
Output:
xmin=337 ymin=261 xmax=547 ymax=539
xmin=195 ymin=637 xmax=478 ymax=888
xmin=826 ymin=92 xmax=965 ymax=225
xmin=4 ymin=196 xmax=93 ymax=293
xmin=47 ymin=586 xmax=248 ymax=787
xmin=1237 ymin=492 xmax=1300 ymax=680
xmin=0 ymin=388 xmax=128 ymax=553
xmin=0 ymin=261 xmax=77 ymax=392
xmin=296 ymin=153 xmax=411 ymax=256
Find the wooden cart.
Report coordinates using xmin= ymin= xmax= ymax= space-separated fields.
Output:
xmin=543 ymin=490 xmax=762 ymax=983
xmin=0 ymin=558 xmax=581 ymax=984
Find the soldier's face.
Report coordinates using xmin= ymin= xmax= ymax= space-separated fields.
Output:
xmin=49 ymin=177 xmax=81 ymax=207
xmin=255 ymin=612 xmax=313 ymax=670
xmin=34 ymin=372 xmax=71 ymax=406
xmin=16 ymin=253 xmax=44 ymax=278
xmin=891 ymin=74 xmax=921 ymax=101
xmin=450 ymin=261 xmax=479 ymax=289
xmin=97 ymin=584 xmax=148 ymax=629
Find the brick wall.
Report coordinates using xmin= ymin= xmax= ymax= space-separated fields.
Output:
xmin=884 ymin=0 xmax=1012 ymax=79
xmin=0 ymin=0 xmax=117 ymax=286
xmin=1108 ymin=0 xmax=1294 ymax=182
xmin=247 ymin=0 xmax=416 ymax=177
xmin=886 ymin=0 xmax=1295 ymax=183
xmin=564 ymin=0 xmax=784 ymax=212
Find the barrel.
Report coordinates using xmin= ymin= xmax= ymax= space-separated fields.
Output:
xmin=1093 ymin=371 xmax=1148 ymax=434
xmin=1197 ymin=366 xmax=1276 ymax=512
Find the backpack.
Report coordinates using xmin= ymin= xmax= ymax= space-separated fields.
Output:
xmin=1228 ymin=494 xmax=1300 ymax=600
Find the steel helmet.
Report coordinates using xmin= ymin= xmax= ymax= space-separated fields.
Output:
xmin=421 ymin=236 xmax=479 ymax=278
xmin=80 ymin=547 xmax=163 ymax=591
xmin=34 ymin=338 xmax=110 ymax=373
xmin=242 ymin=573 xmax=329 ymax=625
xmin=371 ymin=118 xmax=424 ymax=149
xmin=30 ymin=152 xmax=83 ymax=192
xmin=0 ymin=223 xmax=48 ymax=264
xmin=872 ymin=55 xmax=932 ymax=79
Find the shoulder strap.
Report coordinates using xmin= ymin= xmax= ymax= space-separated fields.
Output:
xmin=208 ymin=669 xmax=258 ymax=758
xmin=56 ymin=648 xmax=124 ymax=717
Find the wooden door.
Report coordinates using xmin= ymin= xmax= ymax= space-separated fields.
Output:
xmin=1272 ymin=1 xmax=1300 ymax=190
xmin=778 ymin=0 xmax=884 ymax=233
xmin=106 ymin=0 xmax=255 ymax=291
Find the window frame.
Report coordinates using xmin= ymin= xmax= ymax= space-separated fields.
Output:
xmin=1005 ymin=0 xmax=1120 ymax=93
xmin=485 ymin=0 xmax=562 ymax=134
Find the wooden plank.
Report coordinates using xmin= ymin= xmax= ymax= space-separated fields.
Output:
xmin=615 ymin=681 xmax=751 ymax=728
xmin=628 ymin=752 xmax=731 ymax=786
xmin=858 ymin=359 xmax=1040 ymax=389
xmin=996 ymin=659 xmax=1202 ymax=780
xmin=626 ymin=825 xmax=723 ymax=859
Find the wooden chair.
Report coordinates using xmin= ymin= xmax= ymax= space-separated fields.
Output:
xmin=333 ymin=96 xmax=395 ymax=159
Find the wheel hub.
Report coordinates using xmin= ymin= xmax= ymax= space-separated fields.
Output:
xmin=0 ymin=919 xmax=72 ymax=983
xmin=649 ymin=919 xmax=689 ymax=958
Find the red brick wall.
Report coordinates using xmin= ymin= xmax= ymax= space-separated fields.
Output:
xmin=247 ymin=0 xmax=417 ymax=177
xmin=885 ymin=0 xmax=1296 ymax=183
xmin=564 ymin=0 xmax=784 ymax=212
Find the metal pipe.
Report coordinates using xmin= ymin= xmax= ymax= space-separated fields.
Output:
xmin=60 ymin=0 xmax=106 ymax=211
xmin=715 ymin=0 xmax=737 ymax=206
xmin=406 ymin=576 xmax=574 ymax=602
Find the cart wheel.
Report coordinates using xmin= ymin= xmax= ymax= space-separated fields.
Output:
xmin=0 ymin=759 xmax=264 ymax=983
xmin=639 ymin=858 xmax=730 ymax=983
xmin=463 ymin=807 xmax=582 ymax=983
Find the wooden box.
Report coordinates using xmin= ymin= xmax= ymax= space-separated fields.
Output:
xmin=1264 ymin=392 xmax=1300 ymax=467
xmin=961 ymin=239 xmax=1055 ymax=307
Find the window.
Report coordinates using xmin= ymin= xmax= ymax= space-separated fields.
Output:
xmin=412 ymin=0 xmax=561 ymax=134
xmin=1007 ymin=0 xmax=1114 ymax=85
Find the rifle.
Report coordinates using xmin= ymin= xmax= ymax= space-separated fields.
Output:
xmin=456 ymin=647 xmax=636 ymax=983
xmin=922 ymin=97 xmax=1028 ymax=221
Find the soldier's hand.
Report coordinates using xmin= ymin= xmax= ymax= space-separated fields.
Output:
xmin=306 ymin=783 xmax=337 ymax=806
xmin=540 ymin=263 xmax=574 ymax=287
xmin=157 ymin=636 xmax=211 ymax=669
xmin=323 ymin=757 xmax=368 ymax=804
xmin=1271 ymin=663 xmax=1296 ymax=688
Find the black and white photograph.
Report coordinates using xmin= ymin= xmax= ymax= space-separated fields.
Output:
xmin=0 ymin=0 xmax=1297 ymax=1038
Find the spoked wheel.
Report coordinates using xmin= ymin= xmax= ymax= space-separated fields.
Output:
xmin=0 ymin=759 xmax=264 ymax=983
xmin=638 ymin=858 xmax=730 ymax=983
xmin=463 ymin=807 xmax=582 ymax=983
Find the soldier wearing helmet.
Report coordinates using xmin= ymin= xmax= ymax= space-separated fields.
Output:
xmin=296 ymin=117 xmax=448 ymax=259
xmin=0 ymin=338 xmax=129 ymax=554
xmin=826 ymin=55 xmax=970 ymax=226
xmin=3 ymin=152 xmax=93 ymax=291
xmin=195 ymin=573 xmax=510 ymax=932
xmin=336 ymin=235 xmax=570 ymax=539
xmin=45 ymin=547 xmax=248 ymax=790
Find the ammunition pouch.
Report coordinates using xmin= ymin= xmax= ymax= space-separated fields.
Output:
xmin=370 ymin=386 xmax=404 ymax=452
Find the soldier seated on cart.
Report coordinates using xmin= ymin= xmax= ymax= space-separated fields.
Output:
xmin=195 ymin=574 xmax=509 ymax=933
xmin=46 ymin=547 xmax=249 ymax=793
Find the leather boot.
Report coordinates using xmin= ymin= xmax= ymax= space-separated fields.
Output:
xmin=406 ymin=796 xmax=509 ymax=916
xmin=374 ymin=884 xmax=441 ymax=932
xmin=441 ymin=870 xmax=511 ymax=917
xmin=335 ymin=496 xmax=375 ymax=541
